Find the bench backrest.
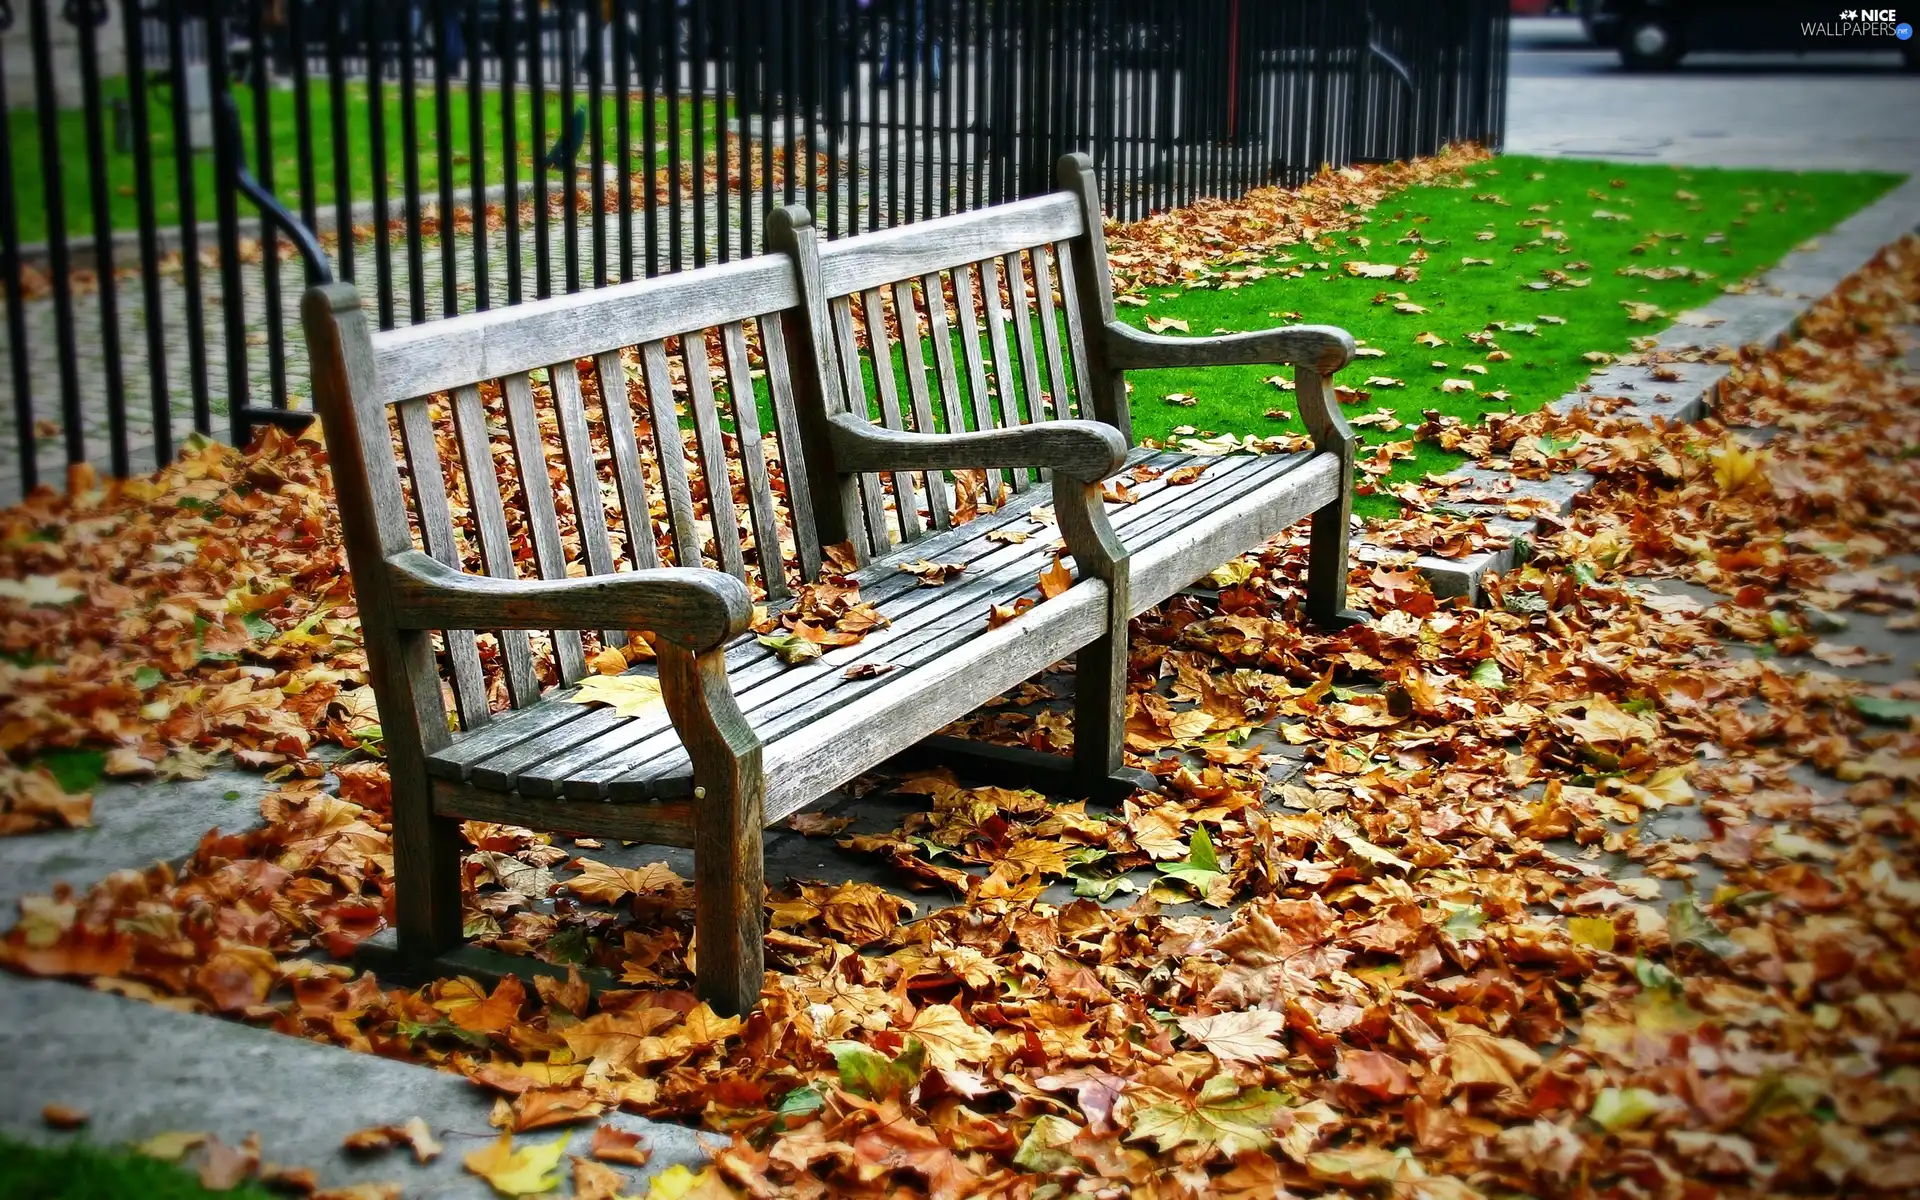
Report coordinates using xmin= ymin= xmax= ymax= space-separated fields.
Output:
xmin=305 ymin=154 xmax=1128 ymax=734
xmin=305 ymin=252 xmax=838 ymax=732
xmin=799 ymin=155 xmax=1130 ymax=559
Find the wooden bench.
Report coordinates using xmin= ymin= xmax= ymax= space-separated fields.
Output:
xmin=302 ymin=153 xmax=1359 ymax=1015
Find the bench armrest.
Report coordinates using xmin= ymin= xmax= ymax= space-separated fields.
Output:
xmin=385 ymin=551 xmax=754 ymax=653
xmin=1102 ymin=321 xmax=1356 ymax=374
xmin=826 ymin=412 xmax=1128 ymax=483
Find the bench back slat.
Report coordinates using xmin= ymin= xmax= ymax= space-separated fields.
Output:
xmin=828 ymin=293 xmax=895 ymax=558
xmin=592 ymin=349 xmax=663 ymax=575
xmin=892 ymin=279 xmax=952 ymax=530
xmin=1052 ymin=237 xmax=1094 ymax=417
xmin=448 ymin=382 xmax=541 ymax=708
xmin=682 ymin=331 xmax=749 ymax=580
xmin=550 ymin=359 xmax=622 ymax=649
xmin=1031 ymin=246 xmax=1076 ymax=420
xmin=975 ymin=256 xmax=1029 ymax=493
xmin=719 ymin=321 xmax=791 ymax=602
xmin=758 ymin=315 xmax=824 ymax=583
xmin=861 ymin=287 xmax=925 ymax=545
xmin=638 ymin=338 xmax=706 ymax=571
xmin=501 ymin=369 xmax=590 ymax=686
xmin=396 ymin=396 xmax=491 ymax=729
xmin=950 ymin=262 xmax=1001 ymax=496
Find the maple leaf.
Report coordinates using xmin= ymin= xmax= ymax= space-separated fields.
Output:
xmin=1126 ymin=1075 xmax=1286 ymax=1160
xmin=567 ymin=674 xmax=664 ymax=719
xmin=1145 ymin=315 xmax=1190 ymax=332
xmin=1162 ymin=392 xmax=1197 ymax=407
xmin=1012 ymin=1114 xmax=1082 ymax=1173
xmin=819 ymin=882 xmax=912 ymax=943
xmin=1554 ymin=694 xmax=1656 ymax=747
xmin=586 ymin=1126 xmax=649 ymax=1170
xmin=40 ymin=1104 xmax=87 ymax=1131
xmin=758 ymin=631 xmax=823 ymax=664
xmin=343 ymin=1117 xmax=443 ymax=1163
xmin=570 ymin=1157 xmax=631 ymax=1200
xmin=464 ymin=1131 xmax=570 ymax=1196
xmin=1393 ymin=301 xmax=1428 ymax=314
xmin=1157 ymin=826 xmax=1226 ymax=893
xmin=1177 ymin=1009 xmax=1288 ymax=1064
xmin=562 ymin=859 xmax=685 ymax=905
xmin=1034 ymin=1068 xmax=1129 ymax=1135
xmin=904 ymin=1003 xmax=996 ymax=1071
xmin=642 ymin=1165 xmax=733 ymax=1199
xmin=0 ymin=575 xmax=83 ymax=606
xmin=898 ymin=559 xmax=965 ymax=586
xmin=986 ymin=598 xmax=1035 ymax=629
xmin=832 ymin=1038 xmax=926 ymax=1100
xmin=1414 ymin=331 xmax=1449 ymax=347
xmin=1344 ymin=261 xmax=1400 ymax=278
xmin=1037 ymin=556 xmax=1073 ymax=600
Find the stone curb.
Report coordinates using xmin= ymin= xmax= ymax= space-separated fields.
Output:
xmin=1379 ymin=174 xmax=1920 ymax=603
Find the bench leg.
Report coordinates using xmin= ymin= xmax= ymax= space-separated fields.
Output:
xmin=1306 ymin=490 xmax=1367 ymax=629
xmin=660 ymin=645 xmax=766 ymax=1018
xmin=389 ymin=760 xmax=466 ymax=969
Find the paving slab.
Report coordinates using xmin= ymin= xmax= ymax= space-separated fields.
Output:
xmin=0 ymin=975 xmax=706 ymax=1197
xmin=0 ymin=758 xmax=305 ymax=913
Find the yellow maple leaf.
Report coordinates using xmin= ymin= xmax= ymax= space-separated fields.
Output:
xmin=463 ymin=1131 xmax=570 ymax=1195
xmin=1709 ymin=438 xmax=1761 ymax=493
xmin=567 ymin=674 xmax=664 ymax=719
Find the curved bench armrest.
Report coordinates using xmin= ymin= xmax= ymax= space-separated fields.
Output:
xmin=386 ymin=551 xmax=754 ymax=653
xmin=825 ymin=411 xmax=1129 ymax=483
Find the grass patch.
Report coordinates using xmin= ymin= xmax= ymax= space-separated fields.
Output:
xmin=1116 ymin=155 xmax=1901 ymax=515
xmin=0 ymin=1137 xmax=278 ymax=1200
xmin=11 ymin=78 xmax=719 ymax=244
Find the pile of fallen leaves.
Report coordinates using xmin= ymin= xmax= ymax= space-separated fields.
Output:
xmin=3 ymin=209 xmax=1917 ymax=1198
xmin=1102 ymin=146 xmax=1492 ymax=300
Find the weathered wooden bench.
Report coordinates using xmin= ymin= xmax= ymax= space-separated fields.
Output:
xmin=303 ymin=153 xmax=1358 ymax=1015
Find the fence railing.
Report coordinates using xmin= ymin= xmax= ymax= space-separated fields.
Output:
xmin=0 ymin=0 xmax=1508 ymax=501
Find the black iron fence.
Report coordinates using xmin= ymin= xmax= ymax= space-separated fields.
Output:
xmin=0 ymin=0 xmax=1508 ymax=500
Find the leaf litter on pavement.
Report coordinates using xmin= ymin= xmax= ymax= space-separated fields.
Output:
xmin=0 ymin=165 xmax=1915 ymax=1197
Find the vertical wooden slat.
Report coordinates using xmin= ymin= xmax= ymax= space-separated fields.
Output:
xmin=639 ymin=339 xmax=705 ymax=568
xmin=861 ymin=288 xmax=923 ymax=543
xmin=1052 ymin=240 xmax=1093 ymax=419
xmin=681 ymin=329 xmax=748 ymax=579
xmin=450 ymin=383 xmax=540 ymax=707
xmin=591 ymin=349 xmax=663 ymax=573
xmin=757 ymin=316 xmax=824 ymax=582
xmin=767 ymin=207 xmax=863 ymax=572
xmin=951 ymin=263 xmax=1001 ymax=496
xmin=892 ymin=279 xmax=953 ymax=530
xmin=1032 ymin=246 xmax=1074 ymax=420
xmin=549 ymin=359 xmax=622 ymax=646
xmin=921 ymin=272 xmax=970 ymax=437
xmin=976 ymin=256 xmax=1028 ymax=492
xmin=828 ymin=295 xmax=893 ymax=555
xmin=721 ymin=321 xmax=790 ymax=600
xmin=502 ymin=369 xmax=588 ymax=684
xmin=1005 ymin=251 xmax=1047 ymax=424
xmin=395 ymin=396 xmax=489 ymax=729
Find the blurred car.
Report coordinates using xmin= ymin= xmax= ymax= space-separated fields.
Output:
xmin=1581 ymin=0 xmax=1918 ymax=69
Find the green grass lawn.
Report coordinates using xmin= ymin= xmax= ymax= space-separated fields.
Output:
xmin=0 ymin=1137 xmax=278 ymax=1200
xmin=1117 ymin=155 xmax=1902 ymax=515
xmin=11 ymin=78 xmax=720 ymax=245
